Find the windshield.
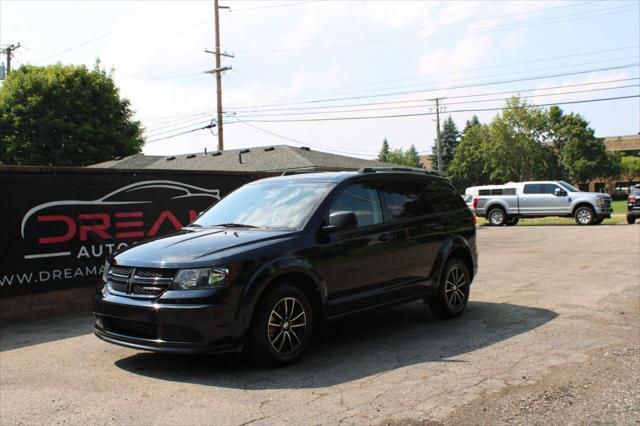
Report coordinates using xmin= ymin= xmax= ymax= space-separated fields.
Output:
xmin=558 ymin=181 xmax=580 ymax=192
xmin=193 ymin=181 xmax=334 ymax=230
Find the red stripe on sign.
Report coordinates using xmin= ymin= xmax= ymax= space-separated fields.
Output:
xmin=116 ymin=221 xmax=144 ymax=228
xmin=115 ymin=212 xmax=143 ymax=218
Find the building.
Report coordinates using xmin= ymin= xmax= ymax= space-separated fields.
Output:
xmin=90 ymin=144 xmax=395 ymax=172
xmin=583 ymin=134 xmax=640 ymax=194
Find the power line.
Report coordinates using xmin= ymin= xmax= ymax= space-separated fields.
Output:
xmin=227 ymin=63 xmax=640 ymax=110
xmin=228 ymin=83 xmax=639 ymax=118
xmin=229 ymin=95 xmax=640 ymax=123
xmin=232 ymin=4 xmax=638 ymax=54
xmin=146 ymin=121 xmax=215 ymax=144
xmin=225 ymin=45 xmax=639 ymax=109
xmin=143 ymin=77 xmax=640 ymax=135
xmin=227 ymin=77 xmax=640 ymax=114
xmin=230 ymin=0 xmax=596 ymax=49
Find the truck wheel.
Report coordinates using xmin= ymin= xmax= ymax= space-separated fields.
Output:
xmin=505 ymin=216 xmax=519 ymax=226
xmin=628 ymin=215 xmax=636 ymax=224
xmin=574 ymin=206 xmax=595 ymax=225
xmin=245 ymin=284 xmax=314 ymax=367
xmin=427 ymin=258 xmax=470 ymax=319
xmin=487 ymin=207 xmax=506 ymax=226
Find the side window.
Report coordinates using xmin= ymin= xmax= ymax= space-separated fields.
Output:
xmin=523 ymin=183 xmax=541 ymax=194
xmin=542 ymin=184 xmax=561 ymax=194
xmin=380 ymin=181 xmax=433 ymax=220
xmin=329 ymin=183 xmax=383 ymax=227
xmin=423 ymin=179 xmax=465 ymax=212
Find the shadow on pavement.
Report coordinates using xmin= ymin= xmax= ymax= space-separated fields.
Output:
xmin=0 ymin=312 xmax=94 ymax=352
xmin=114 ymin=301 xmax=557 ymax=389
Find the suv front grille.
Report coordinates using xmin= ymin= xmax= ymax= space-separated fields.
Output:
xmin=107 ymin=266 xmax=176 ymax=298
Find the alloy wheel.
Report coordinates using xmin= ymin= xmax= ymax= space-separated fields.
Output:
xmin=267 ymin=297 xmax=307 ymax=354
xmin=445 ymin=266 xmax=468 ymax=308
xmin=577 ymin=208 xmax=592 ymax=225
xmin=490 ymin=209 xmax=504 ymax=226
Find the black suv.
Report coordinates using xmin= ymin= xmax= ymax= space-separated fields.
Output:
xmin=94 ymin=168 xmax=478 ymax=366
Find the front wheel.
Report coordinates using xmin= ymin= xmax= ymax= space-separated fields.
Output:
xmin=245 ymin=284 xmax=313 ymax=367
xmin=427 ymin=258 xmax=471 ymax=319
xmin=574 ymin=206 xmax=595 ymax=226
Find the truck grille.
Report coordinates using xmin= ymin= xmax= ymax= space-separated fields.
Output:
xmin=106 ymin=266 xmax=176 ymax=298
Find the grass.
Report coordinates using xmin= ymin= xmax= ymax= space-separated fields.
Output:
xmin=612 ymin=200 xmax=628 ymax=214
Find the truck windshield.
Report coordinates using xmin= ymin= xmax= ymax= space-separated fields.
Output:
xmin=193 ymin=181 xmax=334 ymax=230
xmin=558 ymin=181 xmax=580 ymax=192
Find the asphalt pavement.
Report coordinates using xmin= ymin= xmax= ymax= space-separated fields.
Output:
xmin=1 ymin=225 xmax=638 ymax=425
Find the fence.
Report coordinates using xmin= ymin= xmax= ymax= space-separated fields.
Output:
xmin=0 ymin=166 xmax=271 ymax=298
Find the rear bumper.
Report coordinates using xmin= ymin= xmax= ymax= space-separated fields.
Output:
xmin=93 ymin=286 xmax=244 ymax=354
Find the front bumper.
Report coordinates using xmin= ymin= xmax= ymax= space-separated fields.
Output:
xmin=93 ymin=286 xmax=245 ymax=354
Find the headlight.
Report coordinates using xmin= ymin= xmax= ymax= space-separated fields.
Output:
xmin=596 ymin=196 xmax=605 ymax=206
xmin=171 ymin=268 xmax=228 ymax=290
xmin=102 ymin=260 xmax=110 ymax=283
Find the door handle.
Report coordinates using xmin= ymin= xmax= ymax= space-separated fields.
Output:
xmin=433 ymin=224 xmax=445 ymax=231
xmin=378 ymin=233 xmax=393 ymax=242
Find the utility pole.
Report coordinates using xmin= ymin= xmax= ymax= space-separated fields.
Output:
xmin=2 ymin=43 xmax=21 ymax=76
xmin=429 ymin=98 xmax=446 ymax=173
xmin=205 ymin=0 xmax=232 ymax=151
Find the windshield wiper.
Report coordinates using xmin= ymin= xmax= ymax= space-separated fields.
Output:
xmin=214 ymin=223 xmax=262 ymax=229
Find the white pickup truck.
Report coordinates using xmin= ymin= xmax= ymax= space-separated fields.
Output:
xmin=466 ymin=180 xmax=612 ymax=226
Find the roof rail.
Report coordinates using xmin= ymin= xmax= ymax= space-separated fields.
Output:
xmin=357 ymin=167 xmax=440 ymax=176
xmin=281 ymin=169 xmax=323 ymax=176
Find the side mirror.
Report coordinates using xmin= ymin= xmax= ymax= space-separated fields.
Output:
xmin=554 ymin=188 xmax=567 ymax=197
xmin=322 ymin=211 xmax=357 ymax=232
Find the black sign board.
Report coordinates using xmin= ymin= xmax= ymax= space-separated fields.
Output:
xmin=0 ymin=167 xmax=266 ymax=297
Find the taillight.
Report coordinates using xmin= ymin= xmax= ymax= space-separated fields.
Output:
xmin=473 ymin=198 xmax=478 ymax=209
xmin=630 ymin=195 xmax=637 ymax=203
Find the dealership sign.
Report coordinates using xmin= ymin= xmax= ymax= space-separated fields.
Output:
xmin=0 ymin=170 xmax=260 ymax=296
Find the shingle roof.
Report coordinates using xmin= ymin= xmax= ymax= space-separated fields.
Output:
xmin=603 ymin=134 xmax=640 ymax=152
xmin=89 ymin=145 xmax=396 ymax=172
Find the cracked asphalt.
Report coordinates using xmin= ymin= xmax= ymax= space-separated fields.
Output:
xmin=1 ymin=225 xmax=639 ymax=425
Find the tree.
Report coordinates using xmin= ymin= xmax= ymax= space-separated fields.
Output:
xmin=447 ymin=122 xmax=492 ymax=190
xmin=430 ymin=116 xmax=460 ymax=172
xmin=406 ymin=144 xmax=421 ymax=167
xmin=548 ymin=107 xmax=617 ymax=182
xmin=620 ymin=155 xmax=640 ymax=182
xmin=0 ymin=62 xmax=143 ymax=166
xmin=377 ymin=137 xmax=390 ymax=162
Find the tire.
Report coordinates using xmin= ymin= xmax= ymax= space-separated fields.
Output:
xmin=628 ymin=215 xmax=636 ymax=225
xmin=574 ymin=205 xmax=595 ymax=226
xmin=427 ymin=258 xmax=471 ymax=319
xmin=487 ymin=207 xmax=506 ymax=226
xmin=505 ymin=216 xmax=520 ymax=226
xmin=593 ymin=218 xmax=604 ymax=225
xmin=244 ymin=284 xmax=314 ymax=367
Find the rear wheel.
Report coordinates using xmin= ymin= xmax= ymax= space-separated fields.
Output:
xmin=628 ymin=215 xmax=636 ymax=224
xmin=487 ymin=207 xmax=506 ymax=226
xmin=574 ymin=206 xmax=595 ymax=225
xmin=505 ymin=216 xmax=520 ymax=226
xmin=245 ymin=284 xmax=313 ymax=367
xmin=427 ymin=258 xmax=470 ymax=319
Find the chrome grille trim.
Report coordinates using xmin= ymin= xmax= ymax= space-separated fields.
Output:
xmin=106 ymin=266 xmax=177 ymax=298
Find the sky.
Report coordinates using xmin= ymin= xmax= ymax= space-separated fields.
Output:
xmin=1 ymin=0 xmax=639 ymax=159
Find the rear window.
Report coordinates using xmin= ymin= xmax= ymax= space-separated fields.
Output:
xmin=380 ymin=181 xmax=433 ymax=220
xmin=523 ymin=183 xmax=541 ymax=194
xmin=422 ymin=179 xmax=466 ymax=212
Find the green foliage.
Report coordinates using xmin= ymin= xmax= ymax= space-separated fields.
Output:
xmin=447 ymin=96 xmax=617 ymax=189
xmin=377 ymin=137 xmax=390 ymax=162
xmin=619 ymin=155 xmax=640 ymax=181
xmin=447 ymin=121 xmax=492 ymax=189
xmin=376 ymin=139 xmax=421 ymax=167
xmin=0 ymin=63 xmax=143 ymax=166
xmin=430 ymin=116 xmax=460 ymax=172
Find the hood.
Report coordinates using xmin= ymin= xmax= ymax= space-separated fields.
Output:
xmin=113 ymin=227 xmax=296 ymax=268
xmin=576 ymin=191 xmax=611 ymax=198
